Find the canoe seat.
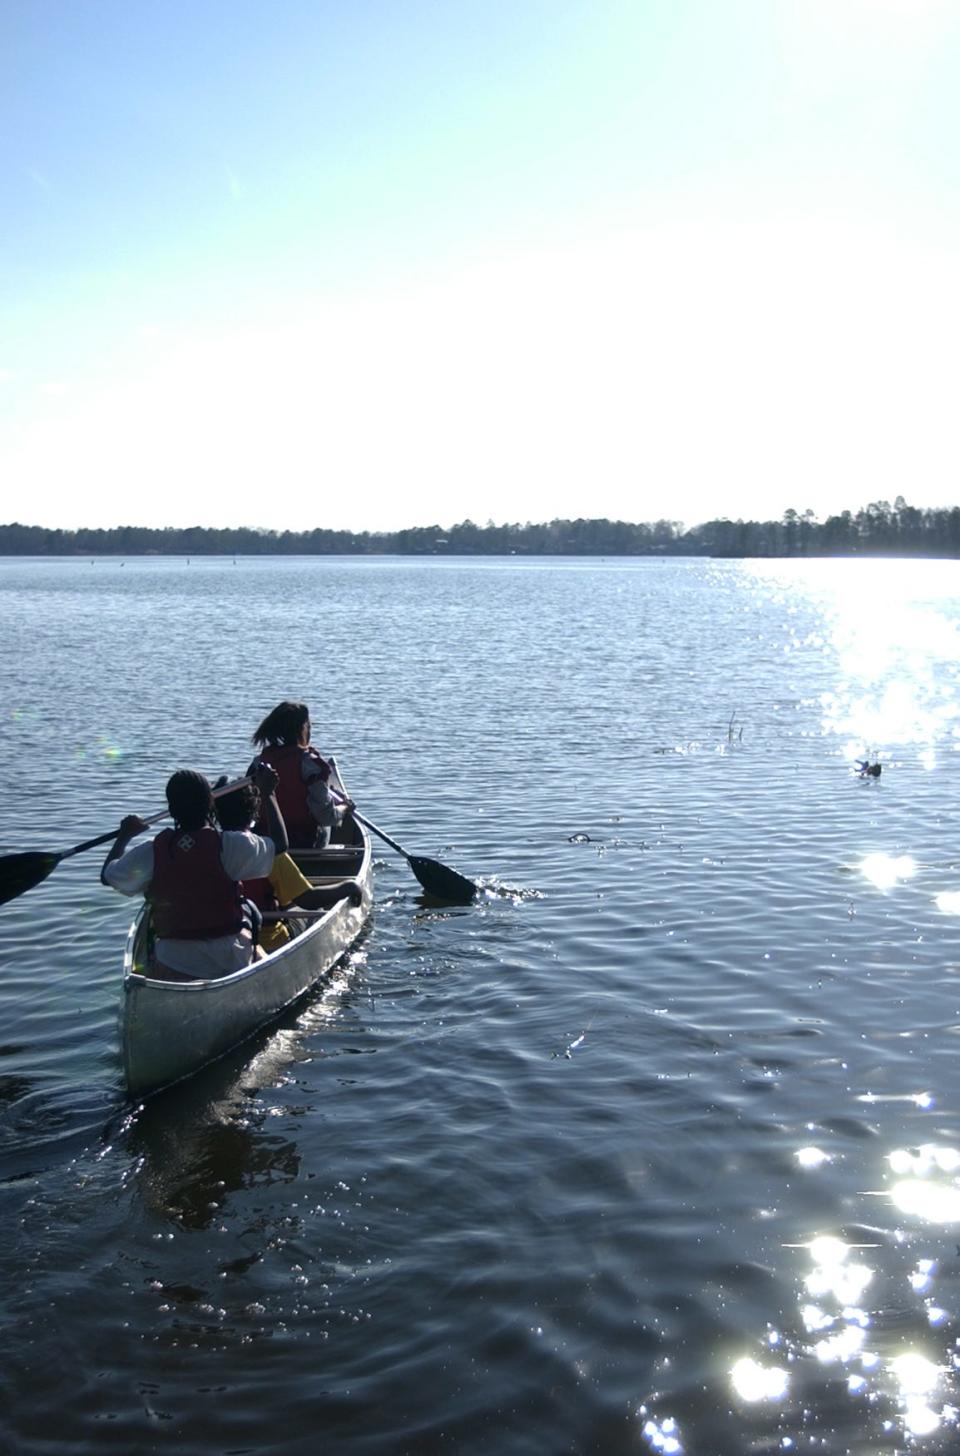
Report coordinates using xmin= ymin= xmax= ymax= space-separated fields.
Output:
xmin=294 ymin=850 xmax=365 ymax=878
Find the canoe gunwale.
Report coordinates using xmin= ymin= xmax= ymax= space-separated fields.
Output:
xmin=122 ymin=902 xmax=342 ymax=994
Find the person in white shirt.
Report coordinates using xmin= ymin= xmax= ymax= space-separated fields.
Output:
xmin=101 ymin=763 xmax=286 ymax=981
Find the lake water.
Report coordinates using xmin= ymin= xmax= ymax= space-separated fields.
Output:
xmin=2 ymin=554 xmax=960 ymax=1454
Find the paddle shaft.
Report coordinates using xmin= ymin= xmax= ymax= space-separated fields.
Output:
xmin=59 ymin=809 xmax=168 ymax=861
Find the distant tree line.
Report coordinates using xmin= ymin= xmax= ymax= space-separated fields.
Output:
xmin=1 ymin=498 xmax=959 ymax=557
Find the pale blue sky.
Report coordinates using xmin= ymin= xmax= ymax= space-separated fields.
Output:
xmin=3 ymin=0 xmax=960 ymax=531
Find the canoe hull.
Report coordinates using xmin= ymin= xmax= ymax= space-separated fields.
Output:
xmin=120 ymin=826 xmax=372 ymax=1098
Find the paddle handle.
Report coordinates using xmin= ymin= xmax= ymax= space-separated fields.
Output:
xmin=59 ymin=774 xmax=254 ymax=862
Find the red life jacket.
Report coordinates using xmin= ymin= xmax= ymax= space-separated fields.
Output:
xmin=257 ymin=744 xmax=329 ymax=848
xmin=150 ymin=826 xmax=245 ymax=939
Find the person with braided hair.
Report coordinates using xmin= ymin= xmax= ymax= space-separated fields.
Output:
xmin=100 ymin=763 xmax=287 ymax=981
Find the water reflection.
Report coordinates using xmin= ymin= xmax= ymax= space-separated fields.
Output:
xmin=859 ymin=852 xmax=917 ymax=891
xmin=795 ymin=1145 xmax=831 ymax=1168
xmin=790 ymin=1232 xmax=957 ymax=1443
xmin=743 ymin=559 xmax=960 ymax=754
xmin=699 ymin=1146 xmax=960 ymax=1450
xmin=888 ymin=1144 xmax=960 ymax=1224
xmin=801 ymin=1236 xmax=874 ymax=1365
xmin=127 ymin=1073 xmax=301 ymax=1229
xmin=890 ymin=1351 xmax=946 ymax=1438
xmin=730 ymin=1355 xmax=789 ymax=1402
xmin=640 ymin=1410 xmax=684 ymax=1454
xmin=787 ymin=1147 xmax=960 ymax=1444
xmin=121 ymin=958 xmax=363 ymax=1226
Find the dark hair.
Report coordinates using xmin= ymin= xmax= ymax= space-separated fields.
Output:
xmin=252 ymin=700 xmax=310 ymax=749
xmin=165 ymin=770 xmax=214 ymax=831
xmin=214 ymin=782 xmax=260 ymax=832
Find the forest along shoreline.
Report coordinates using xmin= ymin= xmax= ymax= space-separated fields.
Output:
xmin=1 ymin=497 xmax=958 ymax=558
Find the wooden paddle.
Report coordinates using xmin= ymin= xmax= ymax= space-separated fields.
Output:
xmin=320 ymin=756 xmax=477 ymax=903
xmin=0 ymin=775 xmax=253 ymax=909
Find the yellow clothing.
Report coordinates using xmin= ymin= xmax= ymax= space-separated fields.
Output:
xmin=260 ymin=923 xmax=290 ymax=953
xmin=269 ymin=852 xmax=314 ymax=905
xmin=259 ymin=853 xmax=315 ymax=954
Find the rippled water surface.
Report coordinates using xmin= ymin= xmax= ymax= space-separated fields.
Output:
xmin=3 ymin=554 xmax=960 ymax=1454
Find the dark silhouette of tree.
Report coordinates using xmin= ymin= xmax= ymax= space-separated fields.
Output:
xmin=1 ymin=500 xmax=958 ymax=557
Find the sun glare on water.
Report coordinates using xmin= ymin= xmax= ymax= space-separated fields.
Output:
xmin=888 ymin=1145 xmax=960 ymax=1224
xmin=730 ymin=1357 xmax=789 ymax=1403
xmin=858 ymin=853 xmax=917 ymax=891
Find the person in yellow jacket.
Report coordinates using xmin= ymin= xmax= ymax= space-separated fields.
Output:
xmin=213 ymin=778 xmax=361 ymax=954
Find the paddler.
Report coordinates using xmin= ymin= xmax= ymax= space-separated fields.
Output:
xmin=213 ymin=778 xmax=362 ymax=953
xmin=100 ymin=763 xmax=286 ymax=980
xmin=249 ymin=700 xmax=353 ymax=849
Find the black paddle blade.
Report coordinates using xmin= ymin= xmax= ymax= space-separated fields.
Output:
xmin=409 ymin=855 xmax=478 ymax=904
xmin=0 ymin=851 xmax=61 ymax=907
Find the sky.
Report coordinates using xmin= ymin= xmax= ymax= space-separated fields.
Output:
xmin=3 ymin=0 xmax=960 ymax=533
